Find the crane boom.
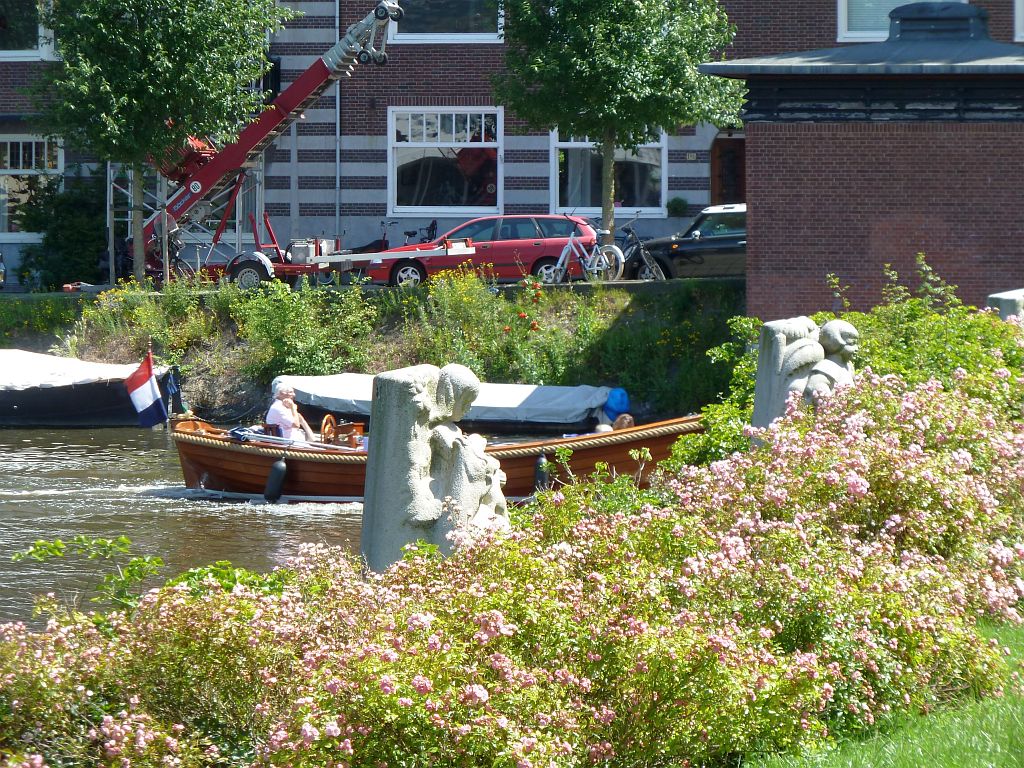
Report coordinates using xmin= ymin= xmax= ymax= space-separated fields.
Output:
xmin=143 ymin=1 xmax=401 ymax=246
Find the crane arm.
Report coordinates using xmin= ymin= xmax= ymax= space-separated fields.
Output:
xmin=144 ymin=1 xmax=402 ymax=244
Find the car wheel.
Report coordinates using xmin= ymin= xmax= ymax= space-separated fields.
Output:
xmin=531 ymin=257 xmax=562 ymax=284
xmin=231 ymin=262 xmax=270 ymax=290
xmin=390 ymin=260 xmax=426 ymax=287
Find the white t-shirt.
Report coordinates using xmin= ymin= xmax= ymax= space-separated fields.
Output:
xmin=266 ymin=399 xmax=300 ymax=440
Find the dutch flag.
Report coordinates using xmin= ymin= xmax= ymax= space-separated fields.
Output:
xmin=125 ymin=350 xmax=168 ymax=428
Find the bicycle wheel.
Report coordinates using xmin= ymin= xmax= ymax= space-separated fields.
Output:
xmin=585 ymin=244 xmax=624 ymax=282
xmin=172 ymin=257 xmax=196 ymax=280
xmin=638 ymin=248 xmax=667 ymax=281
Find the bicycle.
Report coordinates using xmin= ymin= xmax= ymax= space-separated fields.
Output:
xmin=620 ymin=214 xmax=667 ymax=281
xmin=402 ymin=219 xmax=438 ymax=245
xmin=543 ymin=220 xmax=625 ymax=284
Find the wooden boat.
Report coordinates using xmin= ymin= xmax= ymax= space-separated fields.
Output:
xmin=171 ymin=415 xmax=703 ymax=501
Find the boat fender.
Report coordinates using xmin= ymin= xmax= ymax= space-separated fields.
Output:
xmin=533 ymin=454 xmax=551 ymax=492
xmin=264 ymin=456 xmax=287 ymax=502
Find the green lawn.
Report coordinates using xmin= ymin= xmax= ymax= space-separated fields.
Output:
xmin=745 ymin=623 xmax=1024 ymax=768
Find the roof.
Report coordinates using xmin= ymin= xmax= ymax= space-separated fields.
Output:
xmin=701 ymin=2 xmax=1024 ymax=78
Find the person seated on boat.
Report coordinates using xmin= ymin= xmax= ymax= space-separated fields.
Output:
xmin=612 ymin=413 xmax=635 ymax=430
xmin=593 ymin=387 xmax=631 ymax=432
xmin=266 ymin=383 xmax=316 ymax=442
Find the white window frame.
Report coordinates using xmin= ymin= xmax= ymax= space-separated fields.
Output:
xmin=0 ymin=135 xmax=64 ymax=242
xmin=389 ymin=1 xmax=503 ymax=44
xmin=549 ymin=131 xmax=667 ymax=218
xmin=1016 ymin=0 xmax=1023 ymax=43
xmin=388 ymin=106 xmax=503 ymax=217
xmin=0 ymin=2 xmax=55 ymax=61
xmin=837 ymin=0 xmax=966 ymax=42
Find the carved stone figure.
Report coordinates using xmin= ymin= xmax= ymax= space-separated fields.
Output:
xmin=361 ymin=363 xmax=508 ymax=572
xmin=751 ymin=316 xmax=859 ymax=429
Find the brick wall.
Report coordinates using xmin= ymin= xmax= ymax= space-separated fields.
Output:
xmin=745 ymin=121 xmax=1024 ymax=319
xmin=0 ymin=62 xmax=47 ymax=114
xmin=721 ymin=0 xmax=1016 ymax=57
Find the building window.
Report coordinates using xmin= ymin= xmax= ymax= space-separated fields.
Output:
xmin=551 ymin=133 xmax=665 ymax=216
xmin=389 ymin=108 xmax=502 ymax=215
xmin=391 ymin=0 xmax=502 ymax=43
xmin=0 ymin=0 xmax=53 ymax=60
xmin=838 ymin=0 xmax=966 ymax=41
xmin=0 ymin=138 xmax=62 ymax=236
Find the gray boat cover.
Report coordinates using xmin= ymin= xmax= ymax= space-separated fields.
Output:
xmin=0 ymin=350 xmax=167 ymax=390
xmin=273 ymin=372 xmax=612 ymax=425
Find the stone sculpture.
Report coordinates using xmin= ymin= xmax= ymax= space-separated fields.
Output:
xmin=751 ymin=316 xmax=859 ymax=429
xmin=361 ymin=363 xmax=508 ymax=573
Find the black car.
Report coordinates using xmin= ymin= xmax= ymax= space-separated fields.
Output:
xmin=624 ymin=203 xmax=746 ymax=280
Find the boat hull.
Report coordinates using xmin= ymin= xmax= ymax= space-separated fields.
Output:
xmin=171 ymin=416 xmax=703 ymax=500
xmin=0 ymin=376 xmax=169 ymax=428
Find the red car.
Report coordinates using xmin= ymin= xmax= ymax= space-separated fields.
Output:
xmin=363 ymin=214 xmax=597 ymax=286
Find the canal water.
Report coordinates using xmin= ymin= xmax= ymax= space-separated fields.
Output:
xmin=0 ymin=427 xmax=362 ymax=623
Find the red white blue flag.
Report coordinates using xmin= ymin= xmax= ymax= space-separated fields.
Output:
xmin=125 ymin=351 xmax=167 ymax=427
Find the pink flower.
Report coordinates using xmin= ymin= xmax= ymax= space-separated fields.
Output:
xmin=460 ymin=683 xmax=490 ymax=706
xmin=300 ymin=722 xmax=319 ymax=746
xmin=411 ymin=674 xmax=434 ymax=694
xmin=407 ymin=612 xmax=435 ymax=631
xmin=379 ymin=675 xmax=396 ymax=695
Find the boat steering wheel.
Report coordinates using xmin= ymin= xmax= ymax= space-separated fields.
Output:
xmin=320 ymin=414 xmax=337 ymax=444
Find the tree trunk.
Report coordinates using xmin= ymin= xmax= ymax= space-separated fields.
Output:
xmin=600 ymin=127 xmax=616 ymax=246
xmin=131 ymin=164 xmax=146 ymax=283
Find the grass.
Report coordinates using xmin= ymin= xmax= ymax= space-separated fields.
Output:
xmin=744 ymin=623 xmax=1024 ymax=768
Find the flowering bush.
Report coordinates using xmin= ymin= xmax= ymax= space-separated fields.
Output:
xmin=671 ymin=259 xmax=1024 ymax=467
xmin=3 ymin=370 xmax=1021 ymax=767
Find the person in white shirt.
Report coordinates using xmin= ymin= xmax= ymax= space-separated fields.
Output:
xmin=266 ymin=383 xmax=316 ymax=441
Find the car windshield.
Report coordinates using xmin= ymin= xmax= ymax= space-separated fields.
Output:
xmin=688 ymin=212 xmax=745 ymax=237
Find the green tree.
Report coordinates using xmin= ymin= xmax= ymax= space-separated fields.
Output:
xmin=32 ymin=0 xmax=295 ymax=281
xmin=495 ymin=0 xmax=744 ymax=238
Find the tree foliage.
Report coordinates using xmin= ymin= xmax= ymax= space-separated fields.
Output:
xmin=31 ymin=0 xmax=296 ymax=279
xmin=34 ymin=0 xmax=295 ymax=166
xmin=494 ymin=0 xmax=745 ymax=231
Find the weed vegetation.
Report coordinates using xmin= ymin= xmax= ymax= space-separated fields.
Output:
xmin=8 ymin=269 xmax=744 ymax=420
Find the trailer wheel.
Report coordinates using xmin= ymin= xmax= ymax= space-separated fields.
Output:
xmin=231 ymin=261 xmax=270 ymax=290
xmin=390 ymin=260 xmax=426 ymax=287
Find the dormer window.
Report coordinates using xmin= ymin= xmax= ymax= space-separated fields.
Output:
xmin=838 ymin=0 xmax=966 ymax=42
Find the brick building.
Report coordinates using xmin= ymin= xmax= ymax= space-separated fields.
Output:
xmin=1 ymin=0 xmax=1022 ymax=298
xmin=706 ymin=1 xmax=1024 ymax=318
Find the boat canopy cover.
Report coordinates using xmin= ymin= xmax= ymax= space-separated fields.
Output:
xmin=274 ymin=372 xmax=613 ymax=425
xmin=0 ymin=350 xmax=167 ymax=391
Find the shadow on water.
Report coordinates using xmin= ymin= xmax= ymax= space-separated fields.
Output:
xmin=0 ymin=427 xmax=362 ymax=623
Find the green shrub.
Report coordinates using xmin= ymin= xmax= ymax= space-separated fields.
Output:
xmin=0 ymin=293 xmax=88 ymax=347
xmin=14 ymin=170 xmax=107 ymax=291
xmin=229 ymin=278 xmax=378 ymax=381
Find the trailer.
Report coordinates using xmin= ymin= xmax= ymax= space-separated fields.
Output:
xmin=226 ymin=213 xmax=475 ymax=289
xmin=140 ymin=1 xmax=410 ymax=286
